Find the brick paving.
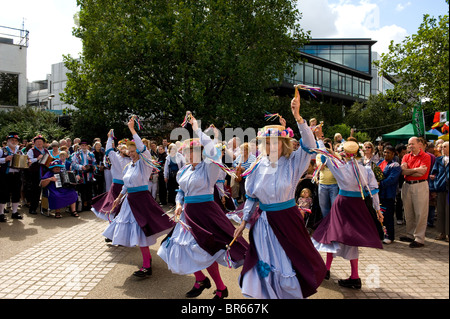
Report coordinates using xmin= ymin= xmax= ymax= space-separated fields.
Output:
xmin=0 ymin=206 xmax=448 ymax=299
xmin=322 ymin=223 xmax=449 ymax=299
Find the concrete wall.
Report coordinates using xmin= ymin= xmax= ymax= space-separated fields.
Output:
xmin=0 ymin=41 xmax=27 ymax=109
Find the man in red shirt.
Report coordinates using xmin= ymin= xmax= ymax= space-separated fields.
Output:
xmin=400 ymin=137 xmax=431 ymax=247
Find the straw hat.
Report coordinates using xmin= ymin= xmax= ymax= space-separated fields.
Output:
xmin=342 ymin=141 xmax=362 ymax=157
xmin=256 ymin=125 xmax=294 ymax=139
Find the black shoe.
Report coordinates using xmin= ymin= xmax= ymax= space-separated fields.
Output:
xmin=133 ymin=267 xmax=152 ymax=277
xmin=185 ymin=277 xmax=211 ymax=298
xmin=29 ymin=210 xmax=37 ymax=215
xmin=325 ymin=270 xmax=330 ymax=280
xmin=212 ymin=287 xmax=228 ymax=299
xmin=0 ymin=214 xmax=6 ymax=222
xmin=409 ymin=241 xmax=424 ymax=248
xmin=11 ymin=212 xmax=23 ymax=219
xmin=338 ymin=278 xmax=362 ymax=289
xmin=105 ymin=238 xmax=112 ymax=243
xmin=399 ymin=236 xmax=414 ymax=242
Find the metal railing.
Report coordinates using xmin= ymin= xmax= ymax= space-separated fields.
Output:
xmin=0 ymin=25 xmax=29 ymax=47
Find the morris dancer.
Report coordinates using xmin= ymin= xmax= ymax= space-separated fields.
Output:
xmin=27 ymin=134 xmax=50 ymax=215
xmin=91 ymin=130 xmax=131 ymax=221
xmin=311 ymin=138 xmax=384 ymax=289
xmin=71 ymin=139 xmax=97 ymax=211
xmin=0 ymin=132 xmax=25 ymax=221
xmin=233 ymin=94 xmax=327 ymax=299
xmin=158 ymin=115 xmax=248 ymax=299
xmin=103 ymin=117 xmax=174 ymax=278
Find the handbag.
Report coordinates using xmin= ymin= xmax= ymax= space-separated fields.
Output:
xmin=363 ymin=192 xmax=384 ymax=240
xmin=371 ymin=162 xmax=385 ymax=182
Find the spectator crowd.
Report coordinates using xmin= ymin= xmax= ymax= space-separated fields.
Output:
xmin=0 ymin=125 xmax=448 ymax=246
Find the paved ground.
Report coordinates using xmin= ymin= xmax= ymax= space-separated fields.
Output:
xmin=0 ymin=204 xmax=448 ymax=300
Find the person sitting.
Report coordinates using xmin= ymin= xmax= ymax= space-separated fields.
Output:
xmin=40 ymin=160 xmax=79 ymax=219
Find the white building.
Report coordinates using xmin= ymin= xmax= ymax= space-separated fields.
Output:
xmin=371 ymin=51 xmax=395 ymax=96
xmin=48 ymin=61 xmax=74 ymax=114
xmin=27 ymin=61 xmax=74 ymax=114
xmin=0 ymin=26 xmax=28 ymax=110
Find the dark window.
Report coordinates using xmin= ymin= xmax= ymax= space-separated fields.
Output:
xmin=0 ymin=72 xmax=19 ymax=106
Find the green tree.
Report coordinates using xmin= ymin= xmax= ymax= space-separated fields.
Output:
xmin=345 ymin=94 xmax=410 ymax=142
xmin=62 ymin=0 xmax=310 ymax=141
xmin=0 ymin=106 xmax=67 ymax=142
xmin=374 ymin=2 xmax=449 ymax=112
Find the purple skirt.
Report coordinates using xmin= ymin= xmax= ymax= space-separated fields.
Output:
xmin=164 ymin=201 xmax=248 ymax=264
xmin=46 ymin=185 xmax=78 ymax=210
xmin=127 ymin=190 xmax=175 ymax=237
xmin=240 ymin=206 xmax=327 ymax=299
xmin=91 ymin=183 xmax=123 ymax=218
xmin=312 ymin=195 xmax=383 ymax=249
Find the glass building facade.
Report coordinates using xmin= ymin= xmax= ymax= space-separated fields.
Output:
xmin=284 ymin=39 xmax=377 ymax=102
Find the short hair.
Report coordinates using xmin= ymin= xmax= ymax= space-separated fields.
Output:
xmin=395 ymin=143 xmax=407 ymax=152
xmin=384 ymin=145 xmax=396 ymax=153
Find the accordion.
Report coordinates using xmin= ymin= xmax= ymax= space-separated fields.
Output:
xmin=54 ymin=171 xmax=78 ymax=188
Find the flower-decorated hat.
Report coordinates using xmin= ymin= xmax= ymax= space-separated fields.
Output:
xmin=6 ymin=132 xmax=20 ymax=141
xmin=33 ymin=134 xmax=46 ymax=143
xmin=341 ymin=141 xmax=364 ymax=158
xmin=256 ymin=125 xmax=294 ymax=139
xmin=179 ymin=138 xmax=202 ymax=152
xmin=49 ymin=160 xmax=64 ymax=169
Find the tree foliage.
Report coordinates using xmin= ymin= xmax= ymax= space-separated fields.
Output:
xmin=62 ymin=0 xmax=310 ymax=141
xmin=374 ymin=2 xmax=449 ymax=112
xmin=0 ymin=106 xmax=68 ymax=142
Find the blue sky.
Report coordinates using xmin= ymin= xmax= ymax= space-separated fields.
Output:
xmin=1 ymin=0 xmax=448 ymax=82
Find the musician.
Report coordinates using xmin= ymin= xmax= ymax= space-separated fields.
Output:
xmin=40 ymin=160 xmax=79 ymax=218
xmin=71 ymin=139 xmax=97 ymax=211
xmin=0 ymin=132 xmax=24 ymax=221
xmin=27 ymin=134 xmax=50 ymax=215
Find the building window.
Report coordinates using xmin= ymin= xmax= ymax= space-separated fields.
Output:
xmin=304 ymin=63 xmax=314 ymax=86
xmin=322 ymin=69 xmax=330 ymax=91
xmin=0 ymin=72 xmax=19 ymax=106
xmin=356 ymin=53 xmax=369 ymax=73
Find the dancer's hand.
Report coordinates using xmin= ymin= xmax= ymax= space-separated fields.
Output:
xmin=175 ymin=204 xmax=182 ymax=217
xmin=279 ymin=115 xmax=286 ymax=127
xmin=376 ymin=210 xmax=384 ymax=223
xmin=190 ymin=115 xmax=199 ymax=131
xmin=234 ymin=222 xmax=246 ymax=238
xmin=128 ymin=117 xmax=137 ymax=135
xmin=291 ymin=95 xmax=303 ymax=123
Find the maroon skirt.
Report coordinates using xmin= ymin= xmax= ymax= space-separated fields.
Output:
xmin=163 ymin=200 xmax=249 ymax=264
xmin=91 ymin=182 xmax=123 ymax=218
xmin=127 ymin=190 xmax=175 ymax=237
xmin=312 ymin=195 xmax=383 ymax=249
xmin=240 ymin=206 xmax=327 ymax=299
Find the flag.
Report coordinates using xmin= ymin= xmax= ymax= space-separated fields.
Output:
xmin=433 ymin=111 xmax=448 ymax=123
xmin=412 ymin=103 xmax=426 ymax=137
xmin=442 ymin=121 xmax=449 ymax=134
xmin=431 ymin=122 xmax=442 ymax=129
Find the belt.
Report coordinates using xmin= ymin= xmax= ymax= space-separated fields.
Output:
xmin=259 ymin=198 xmax=296 ymax=211
xmin=405 ymin=179 xmax=427 ymax=184
xmin=184 ymin=194 xmax=214 ymax=203
xmin=112 ymin=179 xmax=124 ymax=185
xmin=128 ymin=185 xmax=149 ymax=193
xmin=339 ymin=189 xmax=379 ymax=198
